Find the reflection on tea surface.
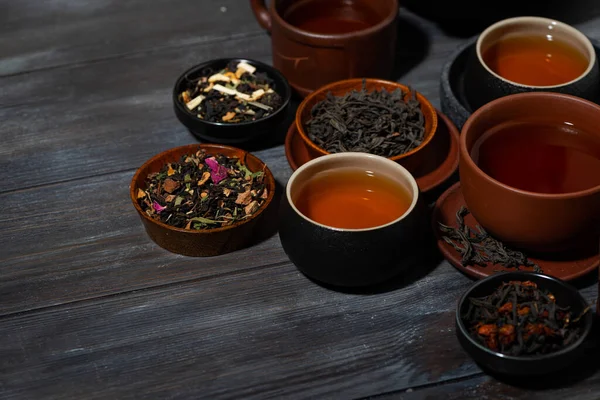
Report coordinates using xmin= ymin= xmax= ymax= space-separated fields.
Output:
xmin=471 ymin=120 xmax=600 ymax=194
xmin=284 ymin=0 xmax=380 ymax=35
xmin=482 ymin=34 xmax=589 ymax=86
xmin=293 ymin=167 xmax=412 ymax=229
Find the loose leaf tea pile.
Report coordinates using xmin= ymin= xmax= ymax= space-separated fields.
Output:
xmin=137 ymin=150 xmax=268 ymax=230
xmin=305 ymin=80 xmax=426 ymax=157
xmin=462 ymin=280 xmax=590 ymax=355
xmin=178 ymin=60 xmax=283 ymax=123
xmin=439 ymin=206 xmax=542 ymax=272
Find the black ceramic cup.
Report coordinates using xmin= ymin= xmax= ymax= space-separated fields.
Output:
xmin=455 ymin=271 xmax=593 ymax=377
xmin=173 ymin=58 xmax=292 ymax=144
xmin=279 ymin=152 xmax=426 ymax=287
xmin=464 ymin=16 xmax=600 ymax=111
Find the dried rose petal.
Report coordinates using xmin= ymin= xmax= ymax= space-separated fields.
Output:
xmin=152 ymin=201 xmax=167 ymax=213
xmin=205 ymin=157 xmax=228 ymax=184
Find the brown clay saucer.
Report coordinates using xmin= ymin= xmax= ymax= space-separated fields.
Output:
xmin=432 ymin=182 xmax=600 ymax=281
xmin=284 ymin=109 xmax=460 ymax=193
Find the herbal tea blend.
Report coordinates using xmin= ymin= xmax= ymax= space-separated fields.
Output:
xmin=305 ymin=80 xmax=426 ymax=157
xmin=438 ymin=206 xmax=542 ymax=272
xmin=462 ymin=280 xmax=590 ymax=355
xmin=178 ymin=61 xmax=283 ymax=123
xmin=137 ymin=149 xmax=268 ymax=230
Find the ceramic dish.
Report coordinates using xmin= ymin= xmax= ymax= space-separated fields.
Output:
xmin=432 ymin=182 xmax=600 ymax=281
xmin=440 ymin=36 xmax=600 ymax=130
xmin=295 ymin=78 xmax=438 ymax=166
xmin=285 ymin=109 xmax=459 ymax=195
xmin=173 ymin=58 xmax=292 ymax=144
xmin=279 ymin=152 xmax=427 ymax=287
xmin=456 ymin=271 xmax=593 ymax=376
xmin=130 ymin=143 xmax=276 ymax=257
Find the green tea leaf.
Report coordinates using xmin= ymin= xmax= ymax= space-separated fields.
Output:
xmin=174 ymin=196 xmax=184 ymax=206
xmin=189 ymin=217 xmax=219 ymax=224
xmin=184 ymin=174 xmax=192 ymax=182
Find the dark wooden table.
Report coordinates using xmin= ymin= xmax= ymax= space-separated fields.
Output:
xmin=2 ymin=2 xmax=600 ymax=399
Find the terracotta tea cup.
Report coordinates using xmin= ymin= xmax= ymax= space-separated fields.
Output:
xmin=279 ymin=152 xmax=427 ymax=287
xmin=250 ymin=0 xmax=399 ymax=97
xmin=464 ymin=16 xmax=600 ymax=111
xmin=295 ymin=78 xmax=438 ymax=176
xmin=130 ymin=144 xmax=275 ymax=257
xmin=459 ymin=92 xmax=600 ymax=253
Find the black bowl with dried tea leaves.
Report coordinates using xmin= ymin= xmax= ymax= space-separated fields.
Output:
xmin=130 ymin=144 xmax=275 ymax=257
xmin=174 ymin=58 xmax=291 ymax=144
xmin=455 ymin=272 xmax=593 ymax=376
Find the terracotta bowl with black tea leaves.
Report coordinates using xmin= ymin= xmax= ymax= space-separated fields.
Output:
xmin=173 ymin=58 xmax=292 ymax=144
xmin=456 ymin=271 xmax=593 ymax=377
xmin=295 ymin=78 xmax=438 ymax=174
xmin=279 ymin=151 xmax=428 ymax=287
xmin=129 ymin=144 xmax=275 ymax=257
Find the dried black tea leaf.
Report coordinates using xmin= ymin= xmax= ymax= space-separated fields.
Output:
xmin=305 ymin=80 xmax=426 ymax=157
xmin=439 ymin=206 xmax=542 ymax=272
xmin=462 ymin=280 xmax=589 ymax=356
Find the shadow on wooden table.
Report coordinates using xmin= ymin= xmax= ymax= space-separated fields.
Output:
xmin=404 ymin=0 xmax=600 ymax=38
xmin=480 ymin=318 xmax=600 ymax=389
xmin=391 ymin=14 xmax=430 ymax=81
xmin=246 ymin=178 xmax=285 ymax=247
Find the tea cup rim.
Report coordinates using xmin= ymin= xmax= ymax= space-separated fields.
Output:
xmin=270 ymin=0 xmax=399 ymax=41
xmin=286 ymin=152 xmax=420 ymax=232
xmin=475 ymin=16 xmax=597 ymax=89
xmin=460 ymin=91 xmax=600 ymax=199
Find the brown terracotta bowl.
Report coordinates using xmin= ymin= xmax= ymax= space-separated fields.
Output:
xmin=460 ymin=92 xmax=600 ymax=254
xmin=295 ymin=78 xmax=438 ymax=172
xmin=129 ymin=144 xmax=275 ymax=257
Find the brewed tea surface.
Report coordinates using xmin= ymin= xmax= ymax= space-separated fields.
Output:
xmin=284 ymin=0 xmax=379 ymax=35
xmin=482 ymin=34 xmax=589 ymax=86
xmin=294 ymin=167 xmax=411 ymax=229
xmin=472 ymin=120 xmax=600 ymax=194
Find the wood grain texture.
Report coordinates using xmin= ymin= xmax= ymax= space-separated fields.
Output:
xmin=1 ymin=263 xmax=597 ymax=400
xmin=2 ymin=1 xmax=600 ymax=398
xmin=0 ymin=263 xmax=496 ymax=400
xmin=0 ymin=0 xmax=264 ymax=76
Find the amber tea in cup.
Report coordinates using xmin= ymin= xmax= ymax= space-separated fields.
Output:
xmin=482 ymin=34 xmax=589 ymax=87
xmin=294 ymin=167 xmax=412 ymax=229
xmin=471 ymin=120 xmax=600 ymax=194
xmin=283 ymin=0 xmax=380 ymax=35
xmin=477 ymin=17 xmax=596 ymax=88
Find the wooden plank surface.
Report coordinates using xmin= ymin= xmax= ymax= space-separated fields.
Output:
xmin=1 ymin=262 xmax=597 ymax=399
xmin=1 ymin=0 xmax=600 ymax=398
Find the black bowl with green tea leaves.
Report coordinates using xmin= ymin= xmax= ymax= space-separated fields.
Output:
xmin=173 ymin=58 xmax=292 ymax=144
xmin=130 ymin=144 xmax=275 ymax=257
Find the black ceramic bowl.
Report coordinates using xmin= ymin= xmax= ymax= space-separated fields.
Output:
xmin=173 ymin=58 xmax=292 ymax=144
xmin=456 ymin=271 xmax=593 ymax=377
xmin=279 ymin=152 xmax=427 ymax=287
xmin=464 ymin=16 xmax=600 ymax=112
xmin=440 ymin=35 xmax=600 ymax=130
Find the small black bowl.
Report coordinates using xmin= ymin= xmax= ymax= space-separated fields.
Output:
xmin=279 ymin=152 xmax=428 ymax=287
xmin=456 ymin=271 xmax=593 ymax=377
xmin=173 ymin=58 xmax=292 ymax=144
